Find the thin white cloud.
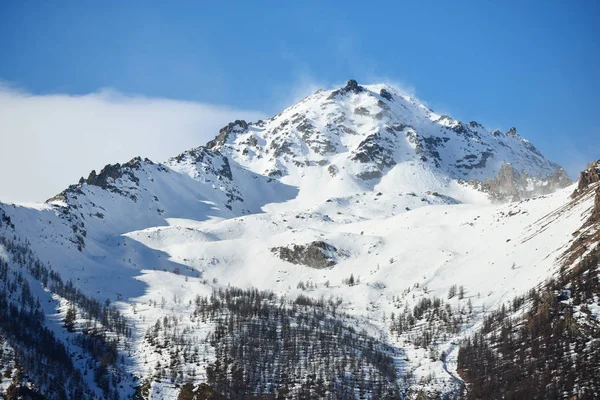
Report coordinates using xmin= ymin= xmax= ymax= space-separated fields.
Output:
xmin=0 ymin=85 xmax=265 ymax=203
xmin=272 ymin=74 xmax=329 ymax=111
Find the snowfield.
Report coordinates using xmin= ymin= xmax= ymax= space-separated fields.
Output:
xmin=0 ymin=81 xmax=592 ymax=399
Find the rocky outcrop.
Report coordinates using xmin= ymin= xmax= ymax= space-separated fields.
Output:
xmin=405 ymin=130 xmax=447 ymax=168
xmin=171 ymin=148 xmax=233 ymax=181
xmin=0 ymin=207 xmax=14 ymax=229
xmin=469 ymin=121 xmax=483 ymax=129
xmin=570 ymin=160 xmax=600 ymax=223
xmin=483 ymin=163 xmax=523 ymax=202
xmin=271 ymin=241 xmax=341 ymax=269
xmin=351 ymin=132 xmax=397 ymax=179
xmin=572 ymin=160 xmax=600 ymax=198
xmin=483 ymin=163 xmax=572 ymax=203
xmin=374 ymin=100 xmax=392 ymax=120
xmin=451 ymin=122 xmax=469 ymax=136
xmin=506 ymin=127 xmax=519 ymax=137
xmin=592 ymin=188 xmax=600 ymax=223
xmin=327 ymin=79 xmax=366 ymax=100
xmin=546 ymin=167 xmax=573 ymax=191
xmin=379 ymin=88 xmax=393 ymax=101
xmin=455 ymin=151 xmax=494 ymax=170
xmin=354 ymin=106 xmax=371 ymax=116
xmin=85 ymin=157 xmax=148 ymax=189
xmin=48 ymin=157 xmax=167 ymax=204
xmin=328 ymin=164 xmax=338 ymax=177
xmin=295 ymin=118 xmax=336 ymax=155
xmin=205 ymin=120 xmax=249 ymax=149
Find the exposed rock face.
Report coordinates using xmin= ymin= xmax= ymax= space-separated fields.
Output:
xmin=327 ymin=164 xmax=338 ymax=177
xmin=295 ymin=118 xmax=336 ymax=155
xmin=354 ymin=106 xmax=371 ymax=116
xmin=455 ymin=151 xmax=494 ymax=170
xmin=171 ymin=148 xmax=234 ymax=181
xmin=327 ymin=79 xmax=365 ymax=99
xmin=483 ymin=163 xmax=572 ymax=202
xmin=352 ymin=133 xmax=396 ymax=167
xmin=405 ymin=129 xmax=447 ymax=168
xmin=167 ymin=148 xmax=250 ymax=210
xmin=379 ymin=88 xmax=393 ymax=101
xmin=593 ymin=188 xmax=600 ymax=223
xmin=351 ymin=128 xmax=400 ymax=180
xmin=506 ymin=127 xmax=520 ymax=137
xmin=85 ymin=157 xmax=149 ymax=189
xmin=546 ymin=167 xmax=573 ymax=190
xmin=205 ymin=120 xmax=248 ymax=149
xmin=271 ymin=241 xmax=341 ymax=269
xmin=48 ymin=157 xmax=168 ymax=204
xmin=0 ymin=207 xmax=14 ymax=229
xmin=572 ymin=160 xmax=600 ymax=198
xmin=483 ymin=163 xmax=523 ymax=202
xmin=571 ymin=160 xmax=600 ymax=223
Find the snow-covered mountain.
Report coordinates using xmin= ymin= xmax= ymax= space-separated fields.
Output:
xmin=0 ymin=80 xmax=596 ymax=399
xmin=198 ymin=80 xmax=569 ymax=203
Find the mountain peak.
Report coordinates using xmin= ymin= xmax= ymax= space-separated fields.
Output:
xmin=506 ymin=126 xmax=520 ymax=137
xmin=193 ymin=81 xmax=566 ymax=202
xmin=205 ymin=120 xmax=249 ymax=150
xmin=327 ymin=79 xmax=366 ymax=99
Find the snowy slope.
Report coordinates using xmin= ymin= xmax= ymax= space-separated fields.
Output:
xmin=205 ymin=80 xmax=566 ymax=196
xmin=0 ymin=80 xmax=588 ymax=399
xmin=121 ymin=183 xmax=593 ymax=396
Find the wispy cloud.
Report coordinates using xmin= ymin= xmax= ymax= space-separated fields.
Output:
xmin=0 ymin=84 xmax=265 ymax=203
xmin=272 ymin=74 xmax=329 ymax=111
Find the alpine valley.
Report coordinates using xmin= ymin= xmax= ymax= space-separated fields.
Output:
xmin=1 ymin=81 xmax=598 ymax=399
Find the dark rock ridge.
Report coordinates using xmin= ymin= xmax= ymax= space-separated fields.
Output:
xmin=405 ymin=129 xmax=447 ymax=168
xmin=354 ymin=106 xmax=371 ymax=116
xmin=506 ymin=127 xmax=520 ymax=137
xmin=592 ymin=187 xmax=600 ymax=224
xmin=379 ymin=88 xmax=393 ymax=101
xmin=327 ymin=79 xmax=366 ymax=100
xmin=44 ymin=157 xmax=168 ymax=251
xmin=0 ymin=207 xmax=14 ymax=229
xmin=271 ymin=241 xmax=341 ymax=269
xmin=570 ymin=160 xmax=600 ymax=224
xmin=84 ymin=157 xmax=157 ymax=190
xmin=168 ymin=148 xmax=246 ymax=210
xmin=171 ymin=148 xmax=234 ymax=181
xmin=482 ymin=163 xmax=571 ymax=202
xmin=455 ymin=151 xmax=494 ymax=170
xmin=352 ymin=130 xmax=398 ymax=180
xmin=572 ymin=160 xmax=600 ymax=198
xmin=205 ymin=120 xmax=249 ymax=149
xmin=49 ymin=157 xmax=167 ymax=203
xmin=295 ymin=118 xmax=337 ymax=155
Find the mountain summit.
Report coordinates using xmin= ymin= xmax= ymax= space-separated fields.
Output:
xmin=206 ymin=80 xmax=563 ymax=180
xmin=172 ymin=79 xmax=569 ymax=211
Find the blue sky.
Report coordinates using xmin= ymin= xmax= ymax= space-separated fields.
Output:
xmin=0 ymin=1 xmax=599 ymax=200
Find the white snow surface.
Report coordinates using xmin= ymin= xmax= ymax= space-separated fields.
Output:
xmin=0 ymin=81 xmax=588 ymax=398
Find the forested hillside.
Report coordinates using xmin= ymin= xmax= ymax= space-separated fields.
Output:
xmin=458 ymin=168 xmax=600 ymax=399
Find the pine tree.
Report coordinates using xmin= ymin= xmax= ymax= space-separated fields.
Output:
xmin=64 ymin=305 xmax=77 ymax=332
